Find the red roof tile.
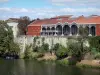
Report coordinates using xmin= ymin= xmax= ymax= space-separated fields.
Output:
xmin=28 ymin=15 xmax=100 ymax=26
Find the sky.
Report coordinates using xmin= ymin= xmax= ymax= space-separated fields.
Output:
xmin=0 ymin=0 xmax=100 ymax=20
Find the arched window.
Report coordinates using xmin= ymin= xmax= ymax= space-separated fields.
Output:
xmin=56 ymin=25 xmax=62 ymax=35
xmin=42 ymin=27 xmax=46 ymax=35
xmin=71 ymin=25 xmax=78 ymax=35
xmin=90 ymin=26 xmax=95 ymax=36
xmin=63 ymin=25 xmax=70 ymax=35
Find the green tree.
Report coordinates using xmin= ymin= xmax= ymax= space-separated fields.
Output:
xmin=67 ymin=40 xmax=89 ymax=61
xmin=55 ymin=44 xmax=68 ymax=59
xmin=0 ymin=20 xmax=20 ymax=58
xmin=89 ymin=36 xmax=100 ymax=52
xmin=18 ymin=16 xmax=30 ymax=35
xmin=52 ymin=43 xmax=60 ymax=52
xmin=40 ymin=43 xmax=49 ymax=53
xmin=0 ymin=20 xmax=13 ymax=55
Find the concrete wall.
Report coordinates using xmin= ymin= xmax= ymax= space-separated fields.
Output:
xmin=14 ymin=36 xmax=89 ymax=53
xmin=7 ymin=22 xmax=18 ymax=38
xmin=14 ymin=36 xmax=68 ymax=53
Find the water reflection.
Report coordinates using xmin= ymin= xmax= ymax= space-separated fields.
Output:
xmin=0 ymin=59 xmax=100 ymax=75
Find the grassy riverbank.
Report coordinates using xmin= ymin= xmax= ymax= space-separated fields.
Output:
xmin=56 ymin=58 xmax=100 ymax=69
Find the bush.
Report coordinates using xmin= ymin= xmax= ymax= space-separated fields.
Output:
xmin=24 ymin=44 xmax=44 ymax=59
xmin=58 ymin=58 xmax=77 ymax=66
xmin=24 ymin=45 xmax=32 ymax=59
xmin=58 ymin=59 xmax=69 ymax=66
xmin=31 ymin=52 xmax=44 ymax=59
xmin=89 ymin=36 xmax=100 ymax=52
xmin=40 ymin=43 xmax=49 ymax=53
xmin=67 ymin=40 xmax=89 ymax=61
xmin=55 ymin=45 xmax=68 ymax=59
xmin=94 ymin=53 xmax=100 ymax=59
xmin=33 ymin=46 xmax=40 ymax=52
xmin=53 ymin=43 xmax=60 ymax=51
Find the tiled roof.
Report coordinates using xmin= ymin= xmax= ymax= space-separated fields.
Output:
xmin=75 ymin=15 xmax=100 ymax=24
xmin=28 ymin=15 xmax=100 ymax=26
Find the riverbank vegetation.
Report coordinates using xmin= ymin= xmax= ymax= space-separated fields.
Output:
xmin=0 ymin=20 xmax=100 ymax=68
xmin=22 ymin=36 xmax=100 ymax=69
xmin=0 ymin=20 xmax=20 ymax=59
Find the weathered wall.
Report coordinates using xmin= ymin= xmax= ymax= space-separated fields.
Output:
xmin=7 ymin=22 xmax=18 ymax=38
xmin=14 ymin=36 xmax=89 ymax=53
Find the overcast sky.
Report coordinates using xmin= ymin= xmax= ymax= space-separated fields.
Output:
xmin=0 ymin=0 xmax=100 ymax=20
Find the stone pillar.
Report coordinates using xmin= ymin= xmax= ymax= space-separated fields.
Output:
xmin=54 ymin=25 xmax=57 ymax=36
xmin=69 ymin=25 xmax=72 ymax=36
xmin=61 ymin=25 xmax=64 ymax=36
xmin=88 ymin=25 xmax=92 ymax=36
xmin=77 ymin=25 xmax=79 ymax=36
xmin=45 ymin=26 xmax=47 ymax=36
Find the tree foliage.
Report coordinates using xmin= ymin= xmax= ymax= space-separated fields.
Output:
xmin=67 ymin=39 xmax=89 ymax=60
xmin=0 ymin=20 xmax=20 ymax=58
xmin=89 ymin=36 xmax=100 ymax=52
xmin=79 ymin=26 xmax=89 ymax=36
xmin=18 ymin=16 xmax=30 ymax=35
xmin=55 ymin=45 xmax=68 ymax=59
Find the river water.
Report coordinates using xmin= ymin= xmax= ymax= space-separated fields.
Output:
xmin=0 ymin=59 xmax=100 ymax=75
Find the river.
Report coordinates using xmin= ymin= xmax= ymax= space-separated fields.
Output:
xmin=0 ymin=59 xmax=100 ymax=75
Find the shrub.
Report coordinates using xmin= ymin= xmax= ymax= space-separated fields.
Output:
xmin=58 ymin=58 xmax=77 ymax=66
xmin=40 ymin=43 xmax=49 ymax=53
xmin=67 ymin=40 xmax=89 ymax=61
xmin=55 ymin=45 xmax=68 ymax=59
xmin=31 ymin=52 xmax=44 ymax=59
xmin=52 ymin=43 xmax=60 ymax=52
xmin=24 ymin=45 xmax=32 ymax=59
xmin=89 ymin=36 xmax=100 ymax=52
xmin=33 ymin=46 xmax=40 ymax=52
xmin=94 ymin=53 xmax=100 ymax=59
xmin=58 ymin=59 xmax=69 ymax=66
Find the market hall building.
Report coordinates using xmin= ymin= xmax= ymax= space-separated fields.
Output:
xmin=27 ymin=15 xmax=100 ymax=36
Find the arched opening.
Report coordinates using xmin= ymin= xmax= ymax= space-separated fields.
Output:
xmin=71 ymin=25 xmax=78 ymax=35
xmin=90 ymin=26 xmax=95 ymax=36
xmin=42 ymin=27 xmax=46 ymax=35
xmin=51 ymin=27 xmax=55 ymax=35
xmin=47 ymin=27 xmax=51 ymax=35
xmin=56 ymin=25 xmax=62 ymax=35
xmin=63 ymin=25 xmax=70 ymax=35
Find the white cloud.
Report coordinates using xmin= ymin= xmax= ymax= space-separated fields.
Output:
xmin=49 ymin=0 xmax=100 ymax=6
xmin=0 ymin=0 xmax=9 ymax=2
xmin=0 ymin=7 xmax=100 ymax=20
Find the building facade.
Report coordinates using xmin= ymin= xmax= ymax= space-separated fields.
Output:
xmin=7 ymin=18 xmax=19 ymax=38
xmin=27 ymin=15 xmax=100 ymax=36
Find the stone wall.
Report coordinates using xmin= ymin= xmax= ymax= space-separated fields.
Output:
xmin=14 ymin=35 xmax=89 ymax=53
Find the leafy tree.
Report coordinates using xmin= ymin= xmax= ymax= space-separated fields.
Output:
xmin=67 ymin=40 xmax=89 ymax=61
xmin=42 ymin=37 xmax=45 ymax=45
xmin=18 ymin=16 xmax=30 ymax=35
xmin=40 ymin=43 xmax=49 ymax=53
xmin=79 ymin=26 xmax=89 ymax=36
xmin=52 ymin=43 xmax=60 ymax=52
xmin=0 ymin=20 xmax=13 ymax=55
xmin=0 ymin=20 xmax=20 ymax=58
xmin=55 ymin=45 xmax=68 ymax=59
xmin=89 ymin=36 xmax=100 ymax=52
